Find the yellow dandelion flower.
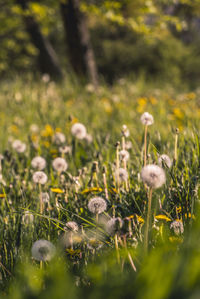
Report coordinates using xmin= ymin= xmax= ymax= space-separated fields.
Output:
xmin=184 ymin=213 xmax=195 ymax=220
xmin=55 ymin=127 xmax=62 ymax=133
xmin=51 ymin=188 xmax=64 ymax=193
xmin=9 ymin=125 xmax=19 ymax=134
xmin=41 ymin=124 xmax=54 ymax=137
xmin=42 ymin=141 xmax=51 ymax=148
xmin=155 ymin=215 xmax=171 ymax=222
xmin=176 ymin=207 xmax=182 ymax=213
xmin=81 ymin=187 xmax=103 ymax=194
xmin=0 ymin=194 xmax=6 ymax=198
xmin=31 ymin=134 xmax=39 ymax=142
xmin=127 ymin=214 xmax=145 ymax=224
xmin=108 ymin=187 xmax=118 ymax=194
xmin=173 ymin=108 xmax=184 ymax=120
xmin=137 ymin=97 xmax=147 ymax=107
xmin=149 ymin=97 xmax=157 ymax=105
xmin=71 ymin=117 xmax=79 ymax=124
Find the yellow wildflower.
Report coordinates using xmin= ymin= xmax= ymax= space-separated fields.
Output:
xmin=51 ymin=188 xmax=64 ymax=193
xmin=155 ymin=215 xmax=171 ymax=222
xmin=41 ymin=124 xmax=54 ymax=137
xmin=81 ymin=187 xmax=103 ymax=194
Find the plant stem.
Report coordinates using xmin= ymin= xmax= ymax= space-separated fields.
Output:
xmin=144 ymin=187 xmax=153 ymax=254
xmin=144 ymin=125 xmax=148 ymax=166
xmin=174 ymin=128 xmax=179 ymax=162
xmin=39 ymin=184 xmax=43 ymax=214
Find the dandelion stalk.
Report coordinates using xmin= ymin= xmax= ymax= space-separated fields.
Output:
xmin=115 ymin=141 xmax=120 ymax=191
xmin=144 ymin=187 xmax=153 ymax=254
xmin=103 ymin=166 xmax=109 ymax=200
xmin=39 ymin=183 xmax=43 ymax=214
xmin=114 ymin=234 xmax=120 ymax=264
xmin=174 ymin=128 xmax=179 ymax=162
xmin=144 ymin=124 xmax=148 ymax=167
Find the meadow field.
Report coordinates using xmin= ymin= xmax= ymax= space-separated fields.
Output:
xmin=0 ymin=77 xmax=200 ymax=298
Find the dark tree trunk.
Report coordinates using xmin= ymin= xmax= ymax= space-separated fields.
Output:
xmin=60 ymin=0 xmax=98 ymax=87
xmin=17 ymin=0 xmax=63 ymax=80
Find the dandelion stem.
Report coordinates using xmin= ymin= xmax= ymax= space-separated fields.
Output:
xmin=115 ymin=142 xmax=120 ymax=192
xmin=103 ymin=167 xmax=109 ymax=200
xmin=144 ymin=125 xmax=148 ymax=166
xmin=174 ymin=128 xmax=179 ymax=162
xmin=144 ymin=187 xmax=153 ymax=254
xmin=39 ymin=184 xmax=43 ymax=214
xmin=114 ymin=234 xmax=120 ymax=264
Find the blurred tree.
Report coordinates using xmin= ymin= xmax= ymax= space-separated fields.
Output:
xmin=60 ymin=0 xmax=98 ymax=87
xmin=16 ymin=0 xmax=63 ymax=80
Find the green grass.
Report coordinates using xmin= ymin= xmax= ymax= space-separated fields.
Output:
xmin=0 ymin=76 xmax=200 ymax=298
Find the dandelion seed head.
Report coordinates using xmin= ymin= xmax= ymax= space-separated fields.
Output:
xmin=12 ymin=140 xmax=26 ymax=153
xmin=30 ymin=124 xmax=39 ymax=133
xmin=22 ymin=211 xmax=34 ymax=225
xmin=140 ymin=112 xmax=154 ymax=126
xmin=31 ymin=156 xmax=46 ymax=170
xmin=42 ymin=73 xmax=50 ymax=83
xmin=125 ymin=141 xmax=132 ymax=150
xmin=31 ymin=240 xmax=55 ymax=261
xmin=115 ymin=168 xmax=128 ymax=183
xmin=88 ymin=197 xmax=107 ymax=214
xmin=53 ymin=132 xmax=66 ymax=145
xmin=71 ymin=123 xmax=87 ymax=139
xmin=64 ymin=221 xmax=79 ymax=232
xmin=119 ymin=150 xmax=130 ymax=161
xmin=106 ymin=217 xmax=123 ymax=235
xmin=170 ymin=220 xmax=184 ymax=235
xmin=41 ymin=192 xmax=50 ymax=203
xmin=59 ymin=145 xmax=72 ymax=154
xmin=122 ymin=124 xmax=130 ymax=137
xmin=141 ymin=165 xmax=166 ymax=189
xmin=33 ymin=171 xmax=48 ymax=185
xmin=52 ymin=157 xmax=68 ymax=172
xmin=158 ymin=154 xmax=172 ymax=168
xmin=84 ymin=134 xmax=93 ymax=144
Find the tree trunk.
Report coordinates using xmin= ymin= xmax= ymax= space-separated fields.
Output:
xmin=60 ymin=0 xmax=98 ymax=87
xmin=17 ymin=0 xmax=63 ymax=80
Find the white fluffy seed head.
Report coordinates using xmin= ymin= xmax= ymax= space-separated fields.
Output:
xmin=122 ymin=124 xmax=130 ymax=137
xmin=84 ymin=134 xmax=93 ymax=144
xmin=88 ymin=197 xmax=107 ymax=214
xmin=115 ymin=168 xmax=128 ymax=183
xmin=64 ymin=221 xmax=79 ymax=232
xmin=41 ymin=192 xmax=50 ymax=203
xmin=12 ymin=140 xmax=26 ymax=153
xmin=22 ymin=211 xmax=34 ymax=225
xmin=31 ymin=156 xmax=46 ymax=170
xmin=30 ymin=124 xmax=39 ymax=133
xmin=53 ymin=132 xmax=66 ymax=145
xmin=125 ymin=141 xmax=132 ymax=150
xmin=52 ymin=157 xmax=68 ymax=172
xmin=106 ymin=217 xmax=123 ymax=235
xmin=140 ymin=112 xmax=154 ymax=126
xmin=71 ymin=123 xmax=87 ymax=139
xmin=141 ymin=164 xmax=166 ymax=189
xmin=119 ymin=150 xmax=130 ymax=161
xmin=32 ymin=171 xmax=48 ymax=185
xmin=31 ymin=240 xmax=55 ymax=261
xmin=158 ymin=154 xmax=172 ymax=168
xmin=170 ymin=220 xmax=184 ymax=235
xmin=59 ymin=145 xmax=72 ymax=154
